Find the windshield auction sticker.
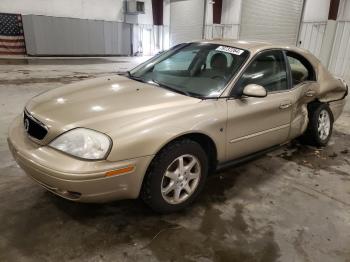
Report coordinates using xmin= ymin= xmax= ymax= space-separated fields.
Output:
xmin=216 ymin=46 xmax=244 ymax=55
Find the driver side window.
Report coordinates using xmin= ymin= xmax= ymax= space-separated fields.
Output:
xmin=235 ymin=50 xmax=288 ymax=95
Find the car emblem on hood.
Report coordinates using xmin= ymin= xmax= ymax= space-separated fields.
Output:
xmin=24 ymin=118 xmax=30 ymax=132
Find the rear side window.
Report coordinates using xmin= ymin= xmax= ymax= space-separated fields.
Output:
xmin=286 ymin=52 xmax=315 ymax=85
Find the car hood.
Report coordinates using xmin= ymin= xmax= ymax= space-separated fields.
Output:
xmin=25 ymin=75 xmax=200 ymax=143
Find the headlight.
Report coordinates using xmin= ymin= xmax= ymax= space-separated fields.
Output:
xmin=49 ymin=128 xmax=112 ymax=160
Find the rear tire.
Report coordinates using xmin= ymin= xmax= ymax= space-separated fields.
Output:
xmin=141 ymin=139 xmax=208 ymax=213
xmin=300 ymin=102 xmax=334 ymax=147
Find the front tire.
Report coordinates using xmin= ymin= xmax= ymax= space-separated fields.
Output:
xmin=301 ymin=102 xmax=334 ymax=147
xmin=141 ymin=139 xmax=208 ymax=213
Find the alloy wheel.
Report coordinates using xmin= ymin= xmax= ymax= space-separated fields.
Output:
xmin=318 ymin=109 xmax=331 ymax=141
xmin=161 ymin=154 xmax=201 ymax=204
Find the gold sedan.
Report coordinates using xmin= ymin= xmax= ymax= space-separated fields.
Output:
xmin=8 ymin=41 xmax=348 ymax=213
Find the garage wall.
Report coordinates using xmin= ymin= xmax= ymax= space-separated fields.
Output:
xmin=0 ymin=0 xmax=125 ymax=21
xmin=240 ymin=0 xmax=304 ymax=45
xmin=298 ymin=0 xmax=330 ymax=57
xmin=1 ymin=0 xmax=155 ymax=56
xmin=204 ymin=0 xmax=241 ymax=40
xmin=298 ymin=22 xmax=327 ymax=57
xmin=338 ymin=0 xmax=350 ymax=20
xmin=169 ymin=0 xmax=205 ymax=46
xmin=128 ymin=0 xmax=156 ymax=56
xmin=328 ymin=0 xmax=350 ymax=80
xmin=302 ymin=0 xmax=330 ymax=22
xmin=23 ymin=15 xmax=131 ymax=56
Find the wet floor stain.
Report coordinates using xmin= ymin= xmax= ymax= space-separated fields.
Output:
xmin=277 ymin=131 xmax=350 ymax=175
xmin=0 ymin=72 xmax=115 ymax=85
xmin=293 ymin=228 xmax=312 ymax=262
xmin=146 ymin=204 xmax=280 ymax=262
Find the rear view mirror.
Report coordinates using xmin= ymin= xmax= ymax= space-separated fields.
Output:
xmin=242 ymin=84 xmax=267 ymax=98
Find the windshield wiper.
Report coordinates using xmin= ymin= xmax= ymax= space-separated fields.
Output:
xmin=151 ymin=79 xmax=195 ymax=97
xmin=126 ymin=71 xmax=147 ymax=83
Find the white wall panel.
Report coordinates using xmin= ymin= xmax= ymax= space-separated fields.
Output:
xmin=338 ymin=0 xmax=350 ymax=21
xmin=205 ymin=0 xmax=213 ymax=25
xmin=329 ymin=21 xmax=350 ymax=80
xmin=303 ymin=0 xmax=330 ymax=22
xmin=240 ymin=0 xmax=304 ymax=45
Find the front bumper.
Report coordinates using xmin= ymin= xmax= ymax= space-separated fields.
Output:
xmin=8 ymin=116 xmax=153 ymax=203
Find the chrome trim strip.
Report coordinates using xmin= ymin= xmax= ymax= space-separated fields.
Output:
xmin=229 ymin=124 xmax=290 ymax=144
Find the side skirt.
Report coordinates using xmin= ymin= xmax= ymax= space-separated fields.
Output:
xmin=215 ymin=144 xmax=283 ymax=172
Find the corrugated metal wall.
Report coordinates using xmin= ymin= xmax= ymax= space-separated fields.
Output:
xmin=22 ymin=15 xmax=131 ymax=56
xmin=298 ymin=22 xmax=326 ymax=57
xmin=240 ymin=0 xmax=304 ymax=45
xmin=329 ymin=21 xmax=350 ymax=80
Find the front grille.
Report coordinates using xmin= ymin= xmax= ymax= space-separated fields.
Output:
xmin=23 ymin=110 xmax=48 ymax=140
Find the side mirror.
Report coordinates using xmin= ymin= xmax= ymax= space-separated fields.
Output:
xmin=242 ymin=84 xmax=267 ymax=98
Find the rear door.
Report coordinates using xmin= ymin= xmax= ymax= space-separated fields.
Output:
xmin=285 ymin=51 xmax=318 ymax=140
xmin=226 ymin=50 xmax=293 ymax=160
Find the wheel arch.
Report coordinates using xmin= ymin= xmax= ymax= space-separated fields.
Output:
xmin=142 ymin=132 xmax=218 ymax=186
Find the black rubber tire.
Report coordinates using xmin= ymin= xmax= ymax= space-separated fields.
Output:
xmin=300 ymin=102 xmax=334 ymax=147
xmin=141 ymin=139 xmax=208 ymax=213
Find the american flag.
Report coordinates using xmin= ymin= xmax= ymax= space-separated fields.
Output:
xmin=0 ymin=13 xmax=26 ymax=55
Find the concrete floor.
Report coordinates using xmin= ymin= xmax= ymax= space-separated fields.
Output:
xmin=0 ymin=57 xmax=349 ymax=262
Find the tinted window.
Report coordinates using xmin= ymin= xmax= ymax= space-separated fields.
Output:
xmin=287 ymin=54 xmax=313 ymax=85
xmin=234 ymin=50 xmax=288 ymax=95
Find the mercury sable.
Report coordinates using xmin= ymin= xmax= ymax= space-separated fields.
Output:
xmin=8 ymin=40 xmax=348 ymax=213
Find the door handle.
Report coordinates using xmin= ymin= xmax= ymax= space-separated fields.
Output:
xmin=279 ymin=102 xmax=292 ymax=109
xmin=305 ymin=90 xmax=316 ymax=97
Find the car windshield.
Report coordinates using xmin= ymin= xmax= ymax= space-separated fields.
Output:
xmin=129 ymin=43 xmax=249 ymax=98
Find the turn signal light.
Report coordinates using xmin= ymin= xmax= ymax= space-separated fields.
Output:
xmin=105 ymin=165 xmax=135 ymax=177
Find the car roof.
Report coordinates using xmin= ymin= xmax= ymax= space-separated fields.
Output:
xmin=197 ymin=39 xmax=308 ymax=55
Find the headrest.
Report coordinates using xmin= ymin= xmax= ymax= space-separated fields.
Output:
xmin=210 ymin=53 xmax=228 ymax=70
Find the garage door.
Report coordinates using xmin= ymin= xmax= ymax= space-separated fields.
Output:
xmin=240 ymin=0 xmax=304 ymax=45
xmin=170 ymin=0 xmax=205 ymax=46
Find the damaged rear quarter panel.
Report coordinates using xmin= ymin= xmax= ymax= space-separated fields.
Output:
xmin=305 ymin=52 xmax=348 ymax=103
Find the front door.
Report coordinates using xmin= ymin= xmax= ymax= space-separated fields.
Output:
xmin=226 ymin=50 xmax=293 ymax=160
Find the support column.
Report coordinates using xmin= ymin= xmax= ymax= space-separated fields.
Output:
xmin=213 ymin=0 xmax=223 ymax=24
xmin=152 ymin=0 xmax=163 ymax=53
